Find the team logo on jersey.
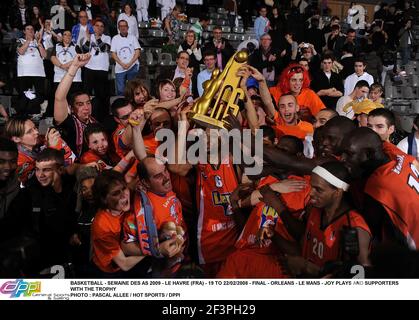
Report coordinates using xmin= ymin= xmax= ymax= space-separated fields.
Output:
xmin=214 ymin=175 xmax=223 ymax=188
xmin=212 ymin=191 xmax=233 ymax=216
xmin=260 ymin=205 xmax=279 ymax=229
xmin=169 ymin=204 xmax=179 ymax=224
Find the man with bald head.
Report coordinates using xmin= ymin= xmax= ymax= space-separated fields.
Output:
xmin=313 ymin=109 xmax=338 ymax=129
xmin=263 ymin=116 xmax=356 ymax=175
xmin=341 ymin=127 xmax=419 ymax=251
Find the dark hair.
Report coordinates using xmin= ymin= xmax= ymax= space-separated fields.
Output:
xmin=354 ymin=80 xmax=370 ymax=88
xmin=69 ymin=91 xmax=90 ymax=108
xmin=111 ymin=97 xmax=132 ymax=116
xmin=321 ymin=53 xmax=335 ymax=62
xmin=124 ymin=79 xmax=150 ymax=106
xmin=137 ymin=155 xmax=157 ymax=181
xmin=93 ymin=170 xmax=127 ymax=209
xmin=368 ymin=108 xmax=395 ymax=127
xmin=176 ymin=50 xmax=189 ymax=59
xmin=0 ymin=137 xmax=18 ymax=153
xmin=36 ymin=148 xmax=65 ymax=167
xmin=23 ymin=23 xmax=34 ymax=30
xmin=331 ymin=24 xmax=340 ymax=32
xmin=317 ymin=161 xmax=352 ymax=188
xmin=280 ymin=135 xmax=304 ymax=154
xmin=203 ymin=50 xmax=217 ymax=59
xmin=260 ymin=125 xmax=276 ymax=143
xmin=354 ymin=56 xmax=366 ymax=65
xmin=199 ymin=14 xmax=210 ymax=22
xmin=83 ymin=123 xmax=108 ymax=144
xmin=341 ymin=43 xmax=354 ymax=54
xmin=347 ymin=28 xmax=356 ymax=34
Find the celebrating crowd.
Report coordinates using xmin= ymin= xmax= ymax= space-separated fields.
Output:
xmin=0 ymin=0 xmax=418 ymax=279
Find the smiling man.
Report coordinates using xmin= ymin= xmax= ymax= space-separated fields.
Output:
xmin=274 ymin=93 xmax=314 ymax=140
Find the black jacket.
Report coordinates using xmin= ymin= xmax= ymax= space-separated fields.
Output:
xmin=311 ymin=71 xmax=343 ymax=110
xmin=80 ymin=3 xmax=101 ymax=20
xmin=249 ymin=47 xmax=283 ymax=80
xmin=9 ymin=5 xmax=31 ymax=30
xmin=202 ymin=37 xmax=235 ymax=70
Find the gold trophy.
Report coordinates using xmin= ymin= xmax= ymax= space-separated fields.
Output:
xmin=190 ymin=50 xmax=249 ymax=129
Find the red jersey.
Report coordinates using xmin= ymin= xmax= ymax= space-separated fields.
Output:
xmin=196 ymin=162 xmax=239 ymax=264
xmin=383 ymin=141 xmax=416 ymax=162
xmin=91 ymin=209 xmax=125 ymax=273
xmin=302 ymin=208 xmax=371 ymax=268
xmin=80 ymin=150 xmax=113 ymax=170
xmin=365 ymin=155 xmax=419 ymax=250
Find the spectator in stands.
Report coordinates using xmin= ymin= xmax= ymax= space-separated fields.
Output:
xmin=326 ymin=24 xmax=346 ymax=59
xmin=225 ymin=0 xmax=238 ymax=30
xmin=54 ymin=54 xmax=97 ymax=158
xmin=197 ymin=50 xmax=217 ymax=97
xmin=190 ymin=13 xmax=210 ymax=45
xmin=27 ymin=148 xmax=78 ymax=270
xmin=254 ymin=6 xmax=271 ymax=40
xmin=299 ymin=42 xmax=321 ymax=74
xmin=398 ymin=17 xmax=414 ymax=68
xmin=343 ymin=28 xmax=358 ymax=55
xmin=269 ymin=5 xmax=286 ymax=51
xmin=281 ymin=32 xmax=299 ymax=63
xmin=364 ymin=45 xmax=383 ymax=83
xmin=51 ymin=30 xmax=82 ymax=94
xmin=322 ymin=15 xmax=340 ymax=35
xmin=111 ymin=20 xmax=141 ymax=96
xmin=178 ymin=30 xmax=202 ymax=96
xmin=344 ymin=57 xmax=374 ymax=96
xmin=124 ymin=79 xmax=152 ymax=108
xmin=9 ymin=0 xmax=31 ymax=35
xmin=203 ymin=26 xmax=234 ymax=71
xmin=81 ymin=0 xmax=101 ymax=22
xmin=270 ymin=64 xmax=325 ymax=121
xmin=165 ymin=4 xmax=183 ymax=44
xmin=158 ymin=51 xmax=191 ymax=85
xmin=118 ymin=3 xmax=139 ymax=40
xmin=250 ymin=33 xmax=282 ymax=87
xmin=71 ymin=10 xmax=94 ymax=47
xmin=368 ymin=83 xmax=384 ymax=104
xmin=84 ymin=18 xmax=111 ymax=122
xmin=339 ymin=43 xmax=356 ymax=80
xmin=29 ymin=5 xmax=43 ymax=32
xmin=16 ymin=23 xmax=46 ymax=101
xmin=136 ymin=0 xmax=150 ymax=22
xmin=298 ymin=57 xmax=310 ymax=73
xmin=311 ymin=54 xmax=343 ymax=110
xmin=397 ymin=114 xmax=419 ymax=160
xmin=336 ymin=79 xmax=369 ymax=119
xmin=304 ymin=17 xmax=325 ymax=55
xmin=0 ymin=137 xmax=31 ymax=246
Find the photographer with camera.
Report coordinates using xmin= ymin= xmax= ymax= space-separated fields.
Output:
xmin=257 ymin=161 xmax=371 ymax=277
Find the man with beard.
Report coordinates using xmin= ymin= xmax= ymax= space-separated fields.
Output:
xmin=341 ymin=127 xmax=419 ymax=250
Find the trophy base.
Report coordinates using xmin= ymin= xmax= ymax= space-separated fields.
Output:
xmin=191 ymin=113 xmax=227 ymax=130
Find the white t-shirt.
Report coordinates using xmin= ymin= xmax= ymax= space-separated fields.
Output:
xmin=117 ymin=13 xmax=139 ymax=39
xmin=53 ymin=43 xmax=81 ymax=83
xmin=111 ymin=34 xmax=141 ymax=74
xmin=85 ymin=34 xmax=111 ymax=71
xmin=17 ymin=39 xmax=46 ymax=77
xmin=344 ymin=72 xmax=374 ymax=96
xmin=397 ymin=135 xmax=419 ymax=159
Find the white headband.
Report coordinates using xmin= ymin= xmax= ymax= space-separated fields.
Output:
xmin=312 ymin=166 xmax=350 ymax=191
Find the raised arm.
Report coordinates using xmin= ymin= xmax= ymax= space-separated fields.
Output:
xmin=54 ymin=53 xmax=91 ymax=124
xmin=247 ymin=65 xmax=276 ymax=118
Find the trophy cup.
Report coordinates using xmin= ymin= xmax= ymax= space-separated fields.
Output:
xmin=190 ymin=50 xmax=249 ymax=129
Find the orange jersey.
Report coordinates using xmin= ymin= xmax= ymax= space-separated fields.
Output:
xmin=80 ymin=150 xmax=116 ymax=170
xmin=126 ymin=135 xmax=160 ymax=178
xmin=17 ymin=148 xmax=36 ymax=184
xmin=382 ymin=141 xmax=417 ymax=162
xmin=302 ymin=208 xmax=371 ymax=268
xmin=91 ymin=209 xmax=124 ymax=273
xmin=269 ymin=87 xmax=326 ymax=117
xmin=123 ymin=191 xmax=185 ymax=248
xmin=236 ymin=175 xmax=311 ymax=252
xmin=273 ymin=115 xmax=314 ymax=140
xmin=112 ymin=123 xmax=130 ymax=159
xmin=365 ymin=155 xmax=419 ymax=250
xmin=196 ymin=162 xmax=239 ymax=264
